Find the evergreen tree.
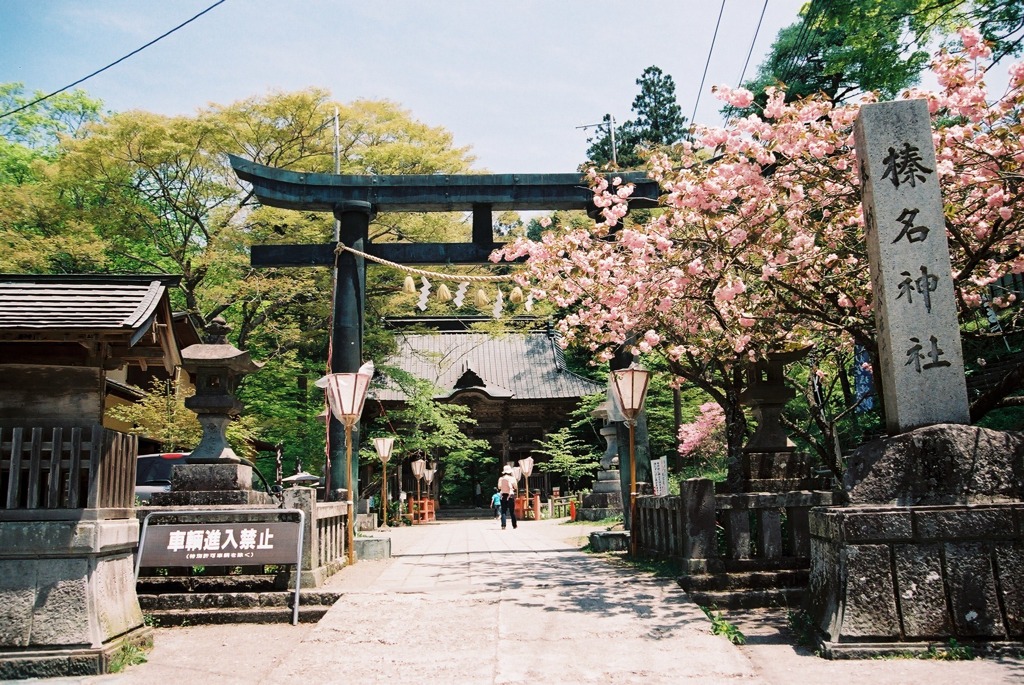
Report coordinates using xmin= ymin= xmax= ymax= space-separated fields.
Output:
xmin=585 ymin=66 xmax=689 ymax=169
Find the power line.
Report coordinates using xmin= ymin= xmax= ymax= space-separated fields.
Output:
xmin=776 ymin=0 xmax=828 ymax=88
xmin=737 ymin=0 xmax=770 ymax=87
xmin=0 ymin=0 xmax=227 ymax=122
xmin=690 ymin=0 xmax=728 ymax=125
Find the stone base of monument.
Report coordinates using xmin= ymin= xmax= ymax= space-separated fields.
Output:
xmin=0 ymin=518 xmax=151 ymax=678
xmin=580 ymin=469 xmax=624 ymax=520
xmin=355 ymin=535 xmax=391 ymax=561
xmin=151 ymin=463 xmax=275 ymax=506
xmin=589 ymin=530 xmax=629 ymax=552
xmin=807 ymin=423 xmax=1024 ymax=658
xmin=137 ymin=590 xmax=340 ymax=626
xmin=808 ymin=502 xmax=1024 ymax=657
xmin=577 ymin=507 xmax=622 ymax=522
xmin=740 ymin=451 xmax=830 ymax=493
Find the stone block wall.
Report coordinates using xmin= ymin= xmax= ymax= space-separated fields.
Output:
xmin=809 ymin=503 xmax=1024 ymax=650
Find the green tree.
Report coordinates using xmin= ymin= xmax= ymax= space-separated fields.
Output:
xmin=533 ymin=427 xmax=599 ymax=491
xmin=106 ymin=378 xmax=259 ymax=459
xmin=732 ymin=0 xmax=1024 ymax=116
xmin=364 ymin=368 xmax=490 ymax=503
xmin=0 ymin=84 xmax=105 ymax=271
xmin=586 ymin=66 xmax=689 ymax=169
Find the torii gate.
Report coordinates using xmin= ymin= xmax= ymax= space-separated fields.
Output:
xmin=229 ymin=155 xmax=658 ymax=502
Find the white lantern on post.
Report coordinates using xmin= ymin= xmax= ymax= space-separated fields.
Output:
xmin=518 ymin=457 xmax=534 ymax=502
xmin=373 ymin=436 xmax=395 ymax=527
xmin=610 ymin=366 xmax=651 ymax=557
xmin=319 ymin=365 xmax=373 ymax=565
xmin=423 ymin=466 xmax=435 ymax=502
xmin=411 ymin=458 xmax=426 ymax=502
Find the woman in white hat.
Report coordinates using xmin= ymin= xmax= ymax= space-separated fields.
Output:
xmin=497 ymin=465 xmax=518 ymax=529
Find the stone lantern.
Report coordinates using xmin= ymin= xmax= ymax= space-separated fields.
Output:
xmin=737 ymin=348 xmax=820 ymax=491
xmin=182 ymin=316 xmax=262 ymax=464
xmin=151 ymin=317 xmax=272 ymax=506
xmin=580 ymin=400 xmax=623 ymax=519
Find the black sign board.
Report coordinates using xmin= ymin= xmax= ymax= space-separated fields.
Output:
xmin=139 ymin=521 xmax=300 ymax=566
xmin=135 ymin=509 xmax=305 ymax=625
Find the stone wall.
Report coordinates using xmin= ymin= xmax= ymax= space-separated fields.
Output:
xmin=809 ymin=503 xmax=1024 ymax=654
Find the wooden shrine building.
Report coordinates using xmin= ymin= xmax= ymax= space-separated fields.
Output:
xmin=0 ymin=274 xmax=183 ymax=676
xmin=370 ymin=317 xmax=603 ymax=498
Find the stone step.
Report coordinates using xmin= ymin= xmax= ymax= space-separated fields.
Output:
xmin=680 ymin=586 xmax=805 ymax=611
xmin=144 ymin=606 xmax=330 ymax=626
xmin=139 ymin=590 xmax=340 ymax=625
xmin=678 ymin=569 xmax=808 ymax=592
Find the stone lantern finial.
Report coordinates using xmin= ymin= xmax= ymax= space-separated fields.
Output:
xmin=204 ymin=316 xmax=231 ymax=344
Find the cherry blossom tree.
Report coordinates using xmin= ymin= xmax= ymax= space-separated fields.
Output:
xmin=494 ymin=28 xmax=1024 ymax=487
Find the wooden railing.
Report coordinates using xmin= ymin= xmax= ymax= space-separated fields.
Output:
xmin=634 ymin=478 xmax=835 ymax=572
xmin=0 ymin=424 xmax=136 ymax=514
xmin=548 ymin=495 xmax=576 ymax=519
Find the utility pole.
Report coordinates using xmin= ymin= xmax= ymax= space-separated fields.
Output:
xmin=577 ymin=114 xmax=618 ymax=166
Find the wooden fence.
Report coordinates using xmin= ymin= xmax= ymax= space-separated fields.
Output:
xmin=634 ymin=478 xmax=835 ymax=573
xmin=0 ymin=424 xmax=136 ymax=514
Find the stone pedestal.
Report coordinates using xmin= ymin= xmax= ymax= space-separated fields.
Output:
xmin=0 ymin=518 xmax=152 ymax=678
xmin=151 ymin=463 xmax=274 ymax=506
xmin=809 ymin=503 xmax=1024 ymax=656
xmin=742 ymin=451 xmax=829 ymax=492
xmin=355 ymin=535 xmax=391 ymax=560
xmin=580 ymin=468 xmax=623 ymax=521
xmin=808 ymin=424 xmax=1024 ymax=656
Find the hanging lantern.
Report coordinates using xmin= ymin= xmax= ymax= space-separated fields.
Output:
xmin=436 ymin=283 xmax=452 ymax=302
xmin=474 ymin=288 xmax=490 ymax=308
xmin=403 ymin=275 xmax=416 ymax=295
xmin=509 ymin=286 xmax=524 ymax=304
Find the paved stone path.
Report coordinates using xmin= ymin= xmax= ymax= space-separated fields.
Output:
xmin=25 ymin=516 xmax=1024 ymax=685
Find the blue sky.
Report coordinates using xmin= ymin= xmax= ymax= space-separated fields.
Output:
xmin=0 ymin=0 xmax=807 ymax=172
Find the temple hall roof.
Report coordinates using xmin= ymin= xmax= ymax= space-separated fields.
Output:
xmin=376 ymin=331 xmax=603 ymax=402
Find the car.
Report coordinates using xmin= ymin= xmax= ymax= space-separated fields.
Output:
xmin=134 ymin=452 xmax=188 ymax=503
xmin=134 ymin=452 xmax=282 ymax=504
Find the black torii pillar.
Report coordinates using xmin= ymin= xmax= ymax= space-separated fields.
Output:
xmin=328 ymin=201 xmax=372 ymax=498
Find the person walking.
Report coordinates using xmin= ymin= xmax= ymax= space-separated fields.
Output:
xmin=497 ymin=465 xmax=517 ymax=529
xmin=490 ymin=487 xmax=501 ymax=519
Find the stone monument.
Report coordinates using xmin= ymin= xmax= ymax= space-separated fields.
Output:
xmin=808 ymin=99 xmax=1023 ymax=656
xmin=857 ymin=99 xmax=970 ymax=432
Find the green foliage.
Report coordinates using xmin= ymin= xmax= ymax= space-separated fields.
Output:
xmin=787 ymin=609 xmax=819 ymax=648
xmin=362 ymin=366 xmax=490 ymax=503
xmin=237 ymin=351 xmax=326 ymax=477
xmin=922 ymin=638 xmax=975 ymax=660
xmin=108 ymin=639 xmax=151 ymax=673
xmin=533 ymin=426 xmax=600 ymax=490
xmin=731 ymin=1 xmax=1024 ymax=119
xmin=701 ymin=606 xmax=747 ymax=645
xmin=105 ymin=378 xmax=259 ymax=459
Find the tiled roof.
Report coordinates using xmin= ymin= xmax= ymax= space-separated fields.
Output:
xmin=0 ymin=275 xmax=179 ymax=335
xmin=375 ymin=331 xmax=603 ymax=401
